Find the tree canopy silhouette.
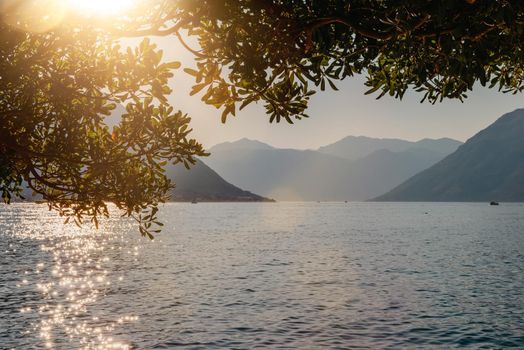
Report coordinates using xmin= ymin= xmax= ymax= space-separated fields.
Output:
xmin=2 ymin=0 xmax=524 ymax=235
xmin=0 ymin=14 xmax=205 ymax=237
xmin=121 ymin=0 xmax=524 ymax=122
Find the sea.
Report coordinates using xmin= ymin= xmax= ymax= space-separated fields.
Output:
xmin=1 ymin=202 xmax=523 ymax=349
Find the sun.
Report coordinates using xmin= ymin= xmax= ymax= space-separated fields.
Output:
xmin=1 ymin=0 xmax=140 ymax=33
xmin=67 ymin=0 xmax=137 ymax=15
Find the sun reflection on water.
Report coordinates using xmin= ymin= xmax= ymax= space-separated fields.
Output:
xmin=4 ymin=203 xmax=143 ymax=349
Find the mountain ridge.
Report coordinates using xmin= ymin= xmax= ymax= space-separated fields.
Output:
xmin=167 ymin=160 xmax=273 ymax=202
xmin=207 ymin=136 xmax=461 ymax=201
xmin=317 ymin=135 xmax=462 ymax=161
xmin=374 ymin=109 xmax=524 ymax=202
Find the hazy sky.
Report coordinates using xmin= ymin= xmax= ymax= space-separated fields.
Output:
xmin=151 ymin=37 xmax=524 ymax=150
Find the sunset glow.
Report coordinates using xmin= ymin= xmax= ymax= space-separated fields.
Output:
xmin=1 ymin=0 xmax=139 ymax=33
xmin=67 ymin=0 xmax=137 ymax=15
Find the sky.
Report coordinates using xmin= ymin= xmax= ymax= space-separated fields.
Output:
xmin=150 ymin=37 xmax=524 ymax=151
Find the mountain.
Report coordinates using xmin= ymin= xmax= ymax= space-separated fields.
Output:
xmin=206 ymin=145 xmax=354 ymax=201
xmin=346 ymin=147 xmax=449 ymax=199
xmin=318 ymin=135 xmax=462 ymax=161
xmin=206 ymin=138 xmax=460 ymax=201
xmin=318 ymin=136 xmax=414 ymax=161
xmin=413 ymin=138 xmax=463 ymax=155
xmin=167 ymin=160 xmax=272 ymax=202
xmin=375 ymin=109 xmax=524 ymax=202
xmin=209 ymin=138 xmax=274 ymax=153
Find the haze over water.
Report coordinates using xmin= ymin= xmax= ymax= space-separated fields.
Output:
xmin=1 ymin=202 xmax=523 ymax=349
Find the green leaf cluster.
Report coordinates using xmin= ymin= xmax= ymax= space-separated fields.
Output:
xmin=0 ymin=21 xmax=205 ymax=237
xmin=127 ymin=0 xmax=524 ymax=119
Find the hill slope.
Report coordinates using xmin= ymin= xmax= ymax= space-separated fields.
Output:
xmin=375 ymin=109 xmax=524 ymax=202
xmin=167 ymin=160 xmax=272 ymax=202
xmin=346 ymin=147 xmax=449 ymax=199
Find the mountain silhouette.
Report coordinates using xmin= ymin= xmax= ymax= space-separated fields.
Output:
xmin=318 ymin=135 xmax=461 ymax=161
xmin=375 ymin=109 xmax=524 ymax=202
xmin=167 ymin=160 xmax=272 ymax=202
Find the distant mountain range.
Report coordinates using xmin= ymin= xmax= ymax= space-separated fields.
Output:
xmin=375 ymin=109 xmax=524 ymax=202
xmin=19 ymin=106 xmax=522 ymax=203
xmin=205 ymin=136 xmax=462 ymax=201
xmin=318 ymin=136 xmax=461 ymax=161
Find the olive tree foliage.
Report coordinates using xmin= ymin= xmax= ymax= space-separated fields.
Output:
xmin=0 ymin=13 xmax=205 ymax=237
xmin=117 ymin=0 xmax=524 ymax=123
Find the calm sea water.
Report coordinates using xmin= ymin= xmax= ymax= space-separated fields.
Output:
xmin=1 ymin=202 xmax=523 ymax=349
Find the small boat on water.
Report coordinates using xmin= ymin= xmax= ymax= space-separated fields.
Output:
xmin=490 ymin=201 xmax=499 ymax=206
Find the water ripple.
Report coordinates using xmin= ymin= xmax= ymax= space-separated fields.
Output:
xmin=1 ymin=202 xmax=523 ymax=349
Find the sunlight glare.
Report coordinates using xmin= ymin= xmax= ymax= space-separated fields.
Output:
xmin=1 ymin=0 xmax=139 ymax=32
xmin=68 ymin=0 xmax=137 ymax=15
